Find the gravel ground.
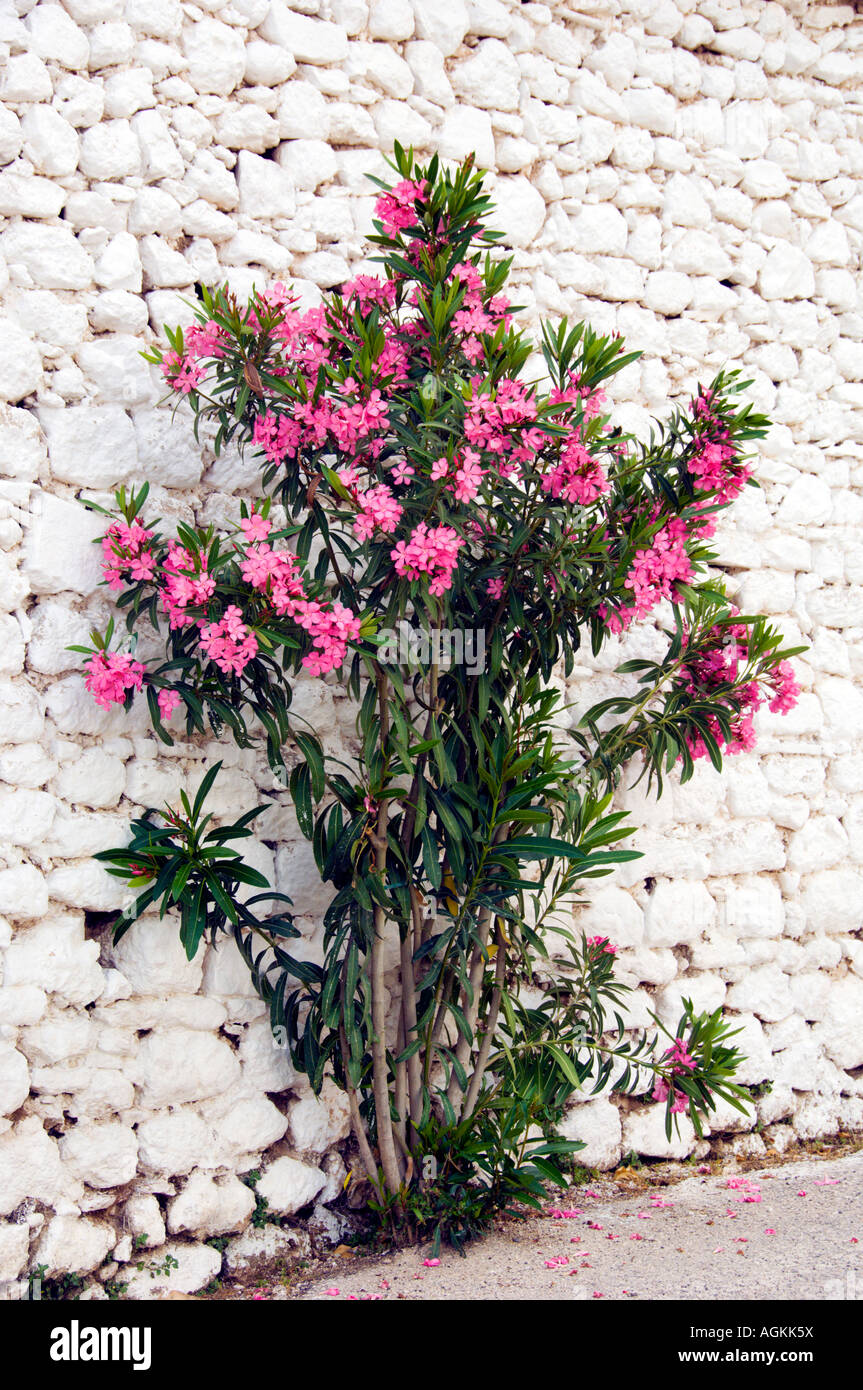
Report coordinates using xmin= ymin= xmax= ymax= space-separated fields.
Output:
xmin=298 ymin=1151 xmax=863 ymax=1301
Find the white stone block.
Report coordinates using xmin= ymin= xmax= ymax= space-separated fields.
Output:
xmin=369 ymin=0 xmax=413 ymax=40
xmin=110 ymin=917 xmax=203 ymax=996
xmin=59 ymin=1120 xmax=138 ymax=1188
xmin=37 ymin=405 xmax=137 ymax=489
xmin=621 ymin=1104 xmax=696 ymax=1160
xmin=124 ymin=1193 xmax=166 ymax=1248
xmin=0 ymin=1043 xmax=28 ymax=1117
xmin=259 ymin=5 xmax=349 ymax=64
xmin=759 ymin=244 xmax=816 ymax=301
xmin=726 ymin=965 xmax=792 ymax=1023
xmin=209 ymin=1094 xmax=288 ymax=1158
xmin=787 ymin=816 xmax=849 ymax=873
xmin=0 ymin=224 xmax=93 ymax=292
xmin=0 ymin=1222 xmax=29 ymax=1283
xmin=557 ymin=1098 xmax=622 ymax=1170
xmin=720 ymin=880 xmax=784 ymax=939
xmin=452 ymin=38 xmax=520 ymax=111
xmin=183 ymin=18 xmax=246 ymax=94
xmin=136 ymin=1111 xmax=212 ymax=1176
xmin=132 ymin=1029 xmax=240 ymax=1108
xmin=256 ymin=1155 xmax=326 ymax=1215
xmin=276 ymin=139 xmax=338 ymax=192
xmin=244 ymin=39 xmax=297 ymax=86
xmin=21 ymin=107 xmax=80 ymax=178
xmin=492 ymin=175 xmax=546 ymax=248
xmin=644 ymin=880 xmax=716 ymax=946
xmin=287 ymin=1079 xmax=350 ymax=1153
xmin=0 ymin=1117 xmax=72 ymax=1216
xmin=167 ymin=1170 xmax=255 ymax=1238
xmin=404 ymin=39 xmax=453 ymax=106
xmin=37 ymin=1215 xmax=114 ymax=1277
xmin=0 ymin=321 xmax=42 ymax=404
xmin=238 ymin=1017 xmax=297 ymax=1093
xmin=122 ymin=1240 xmax=221 ymax=1296
xmin=0 ymin=864 xmax=49 ymax=921
xmin=76 ymin=336 xmax=154 ymax=407
xmin=438 ymin=107 xmax=495 ymax=169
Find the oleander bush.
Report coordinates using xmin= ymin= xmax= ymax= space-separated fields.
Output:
xmin=79 ymin=149 xmax=802 ymax=1246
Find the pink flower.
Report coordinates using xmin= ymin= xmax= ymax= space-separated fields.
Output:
xmin=664 ymin=1038 xmax=696 ymax=1073
xmin=390 ymin=459 xmax=415 ymax=486
xmin=486 ymin=577 xmax=504 ymax=601
xmin=623 ymin=517 xmax=693 ymax=622
xmin=157 ymin=688 xmax=181 ymax=721
xmin=391 ymin=522 xmax=463 ymax=596
xmin=374 ymin=178 xmax=428 ymax=238
xmin=767 ymin=659 xmax=800 ymax=715
xmin=541 ymin=439 xmax=608 ymax=507
xmin=430 ymin=456 xmax=449 ymax=481
xmin=451 ymin=458 xmax=484 ymax=503
xmin=101 ymin=520 xmax=156 ymax=590
xmin=587 ymin=935 xmax=617 ymax=956
xmin=353 ymin=484 xmax=403 ymax=541
xmin=422 ymin=1258 xmax=440 ymax=1267
xmin=85 ymin=651 xmax=145 ymax=709
xmin=199 ymin=607 xmax=259 ymax=677
xmin=240 ymin=511 xmax=272 ymax=543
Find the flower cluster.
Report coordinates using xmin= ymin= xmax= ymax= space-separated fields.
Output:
xmin=352 ymin=483 xmax=403 ymax=541
xmin=295 ymin=600 xmax=362 ymax=677
xmin=101 ymin=520 xmax=156 ymax=589
xmin=199 ymin=606 xmax=259 ymax=677
xmin=391 ymin=523 xmax=464 ymax=597
xmin=374 ymin=177 xmax=427 ymax=239
xmin=540 ymin=438 xmax=608 ymax=506
xmin=84 ymin=650 xmax=145 ymax=709
xmin=677 ymin=612 xmax=799 ymax=760
xmin=687 ymin=390 xmax=752 ymax=503
xmin=653 ymin=1037 xmax=697 ymax=1114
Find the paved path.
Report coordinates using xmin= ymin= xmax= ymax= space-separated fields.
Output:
xmin=299 ymin=1151 xmax=863 ymax=1301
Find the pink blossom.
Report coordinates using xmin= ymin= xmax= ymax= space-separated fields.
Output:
xmin=374 ymin=178 xmax=427 ymax=238
xmin=199 ymin=606 xmax=259 ymax=677
xmin=101 ymin=520 xmax=156 ymax=590
xmin=240 ymin=511 xmax=272 ymax=543
xmin=85 ymin=651 xmax=145 ymax=709
xmin=391 ymin=523 xmax=463 ymax=596
xmin=767 ymin=659 xmax=800 ymax=715
xmin=389 ymin=459 xmax=415 ymax=486
xmin=623 ymin=517 xmax=693 ymax=620
xmin=452 ymin=458 xmax=484 ymax=504
xmin=353 ymin=484 xmax=403 ymax=541
xmin=157 ymin=688 xmax=181 ymax=721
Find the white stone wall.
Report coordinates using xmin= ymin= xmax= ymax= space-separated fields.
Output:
xmin=1 ymin=0 xmax=862 ymax=1286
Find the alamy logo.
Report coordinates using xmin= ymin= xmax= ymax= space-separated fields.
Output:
xmin=376 ymin=624 xmax=486 ymax=675
xmin=49 ymin=1320 xmax=152 ymax=1371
